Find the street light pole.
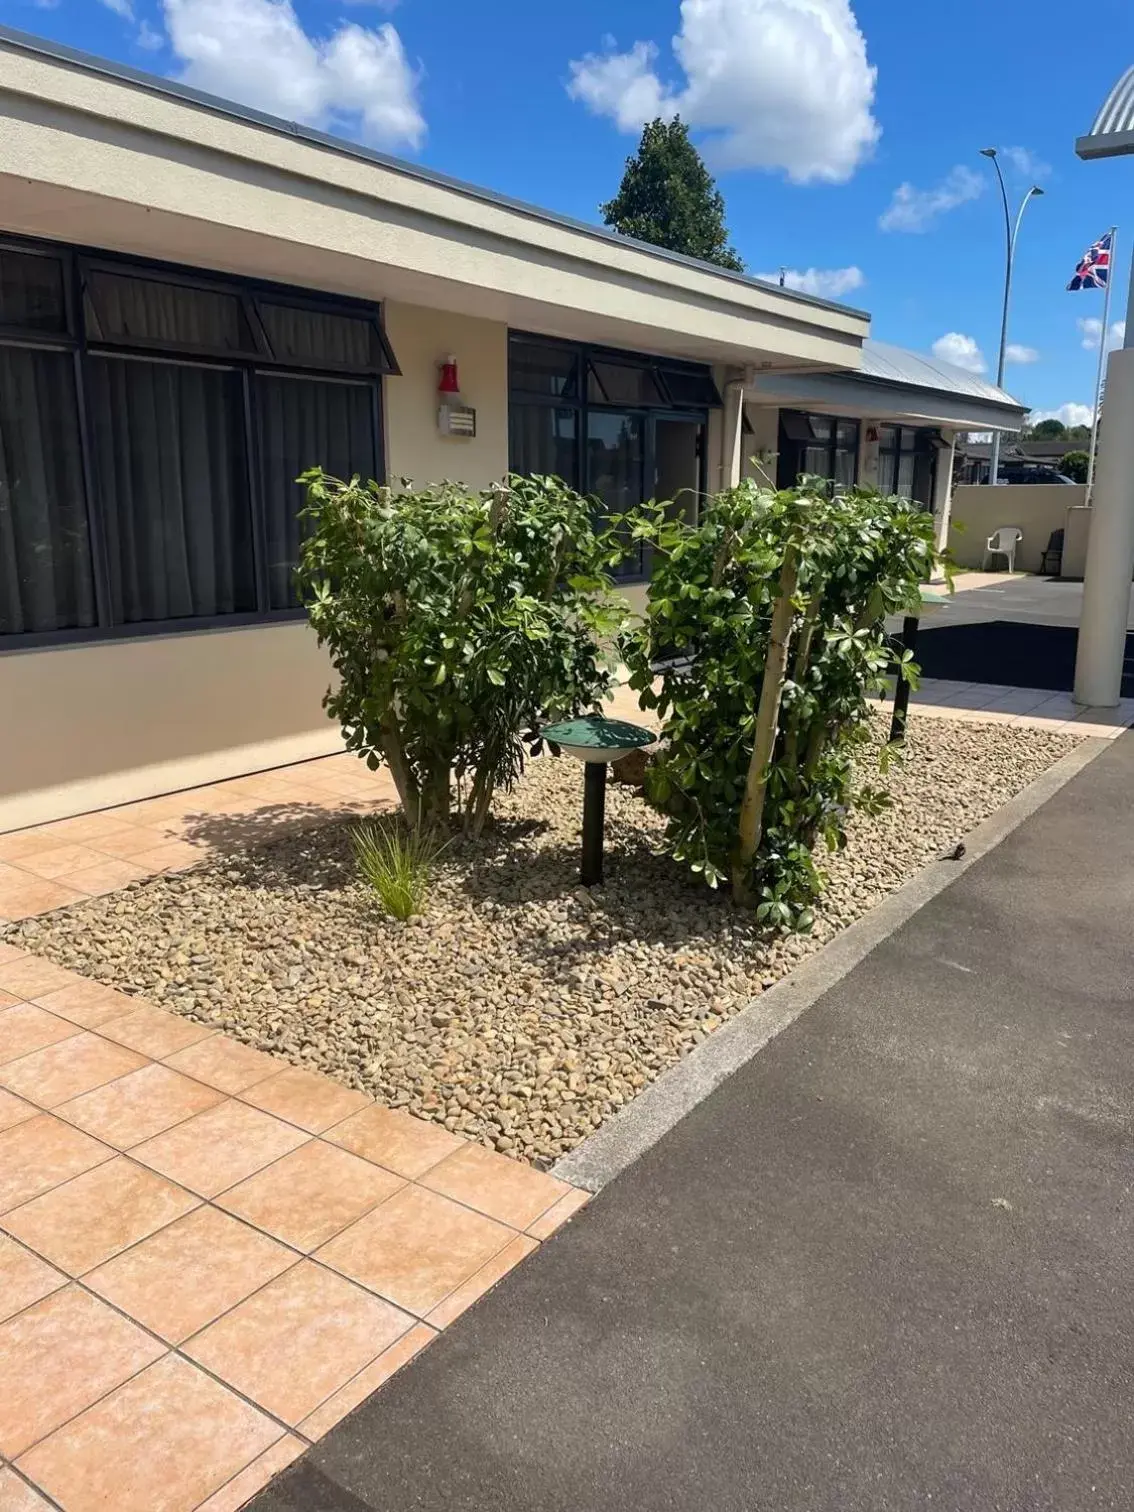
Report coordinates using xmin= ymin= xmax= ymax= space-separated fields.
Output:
xmin=981 ymin=148 xmax=1044 ymax=486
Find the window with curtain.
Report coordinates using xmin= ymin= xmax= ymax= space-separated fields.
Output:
xmin=508 ymin=404 xmax=578 ymax=484
xmin=257 ymin=374 xmax=377 ymax=608
xmin=777 ymin=411 xmax=859 ymax=488
xmin=0 ymin=236 xmax=394 ymax=645
xmin=0 ymin=347 xmax=95 ymax=634
xmin=587 ymin=411 xmax=646 ymax=579
xmin=88 ymin=357 xmax=255 ymax=623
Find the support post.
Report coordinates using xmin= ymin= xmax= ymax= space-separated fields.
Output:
xmin=1074 ymin=345 xmax=1134 ymax=708
xmin=890 ymin=615 xmax=921 ymax=743
xmin=581 ymin=762 xmax=608 ymax=887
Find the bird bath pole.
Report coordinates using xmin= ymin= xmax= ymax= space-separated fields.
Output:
xmin=541 ymin=715 xmax=656 ymax=887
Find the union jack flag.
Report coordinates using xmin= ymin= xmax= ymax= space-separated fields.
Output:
xmin=1067 ymin=231 xmax=1112 ymax=291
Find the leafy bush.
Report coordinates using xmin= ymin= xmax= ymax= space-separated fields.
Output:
xmin=297 ymin=472 xmax=630 ymax=835
xmin=352 ymin=819 xmax=445 ymax=920
xmin=1060 ymin=449 xmax=1090 ymax=484
xmin=625 ymin=477 xmax=941 ymax=927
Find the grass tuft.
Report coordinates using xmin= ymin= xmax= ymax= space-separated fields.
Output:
xmin=351 ymin=820 xmax=446 ymax=920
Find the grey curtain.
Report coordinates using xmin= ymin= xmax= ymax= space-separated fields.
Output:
xmin=257 ymin=374 xmax=376 ymax=608
xmin=86 ymin=270 xmax=251 ymax=354
xmin=0 ymin=347 xmax=95 ymax=635
xmin=88 ymin=356 xmax=254 ymax=623
xmin=508 ymin=403 xmax=578 ymax=484
xmin=258 ymin=303 xmax=374 ymax=369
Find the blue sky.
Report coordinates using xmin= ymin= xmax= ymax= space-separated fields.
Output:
xmin=6 ymin=0 xmax=1134 ymax=424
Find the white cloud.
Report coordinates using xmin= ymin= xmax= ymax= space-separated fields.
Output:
xmin=567 ymin=0 xmax=880 ymax=184
xmin=136 ymin=20 xmax=164 ymax=49
xmin=932 ymin=332 xmax=986 ymax=373
xmin=100 ymin=0 xmax=134 ymax=16
xmin=756 ymin=265 xmax=865 ymax=298
xmin=1030 ymin=403 xmax=1095 ymax=428
xmin=1077 ymin=317 xmax=1125 ymax=352
xmin=162 ymin=0 xmax=425 ymax=151
xmin=879 ymin=165 xmax=983 ymax=232
xmin=1000 ymin=145 xmax=1051 ymax=180
xmin=1005 ymin=343 xmax=1039 ymax=364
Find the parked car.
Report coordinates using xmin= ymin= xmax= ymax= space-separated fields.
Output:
xmin=996 ymin=464 xmax=1077 ymax=485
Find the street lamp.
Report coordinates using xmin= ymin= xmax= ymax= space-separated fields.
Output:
xmin=980 ymin=147 xmax=1045 ymax=486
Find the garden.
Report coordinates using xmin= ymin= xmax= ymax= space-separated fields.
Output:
xmin=10 ymin=471 xmax=1079 ymax=1168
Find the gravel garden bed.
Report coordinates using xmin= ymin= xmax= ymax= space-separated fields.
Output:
xmin=8 ymin=711 xmax=1079 ymax=1169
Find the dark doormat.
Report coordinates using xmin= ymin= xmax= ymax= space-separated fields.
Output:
xmin=916 ymin=620 xmax=1134 ymax=697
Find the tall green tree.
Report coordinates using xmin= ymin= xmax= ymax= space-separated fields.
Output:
xmin=602 ymin=117 xmax=744 ymax=273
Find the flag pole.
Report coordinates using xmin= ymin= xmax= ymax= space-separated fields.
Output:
xmin=1086 ymin=225 xmax=1117 ymax=502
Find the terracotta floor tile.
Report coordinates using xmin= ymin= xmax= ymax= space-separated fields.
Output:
xmin=0 ymin=1467 xmax=54 ymax=1509
xmin=89 ymin=824 xmax=181 ymax=859
xmin=31 ymin=812 xmax=139 ymax=846
xmin=0 ymin=956 xmax=83 ymax=1001
xmin=0 ymin=941 xmax=28 ymax=965
xmin=0 ymin=1031 xmax=146 ymax=1109
xmin=86 ymin=1206 xmax=295 ymax=1343
xmin=58 ymin=1063 xmax=225 ymax=1149
xmin=526 ymin=1187 xmax=591 ymax=1240
xmin=0 ymin=988 xmax=23 ymax=1008
xmin=98 ymin=1004 xmax=215 ymax=1060
xmin=0 ymin=1114 xmax=112 ymax=1213
xmin=17 ymin=1354 xmax=283 ymax=1512
xmin=31 ymin=978 xmax=142 ymax=1029
xmin=0 ymin=871 xmax=87 ymax=920
xmin=12 ymin=843 xmax=107 ymax=880
xmin=316 ymin=1184 xmax=514 ymax=1316
xmin=131 ymin=1098 xmax=309 ymax=1197
xmin=298 ymin=1320 xmax=436 ymax=1439
xmin=0 ymin=830 xmax=61 ymax=863
xmin=240 ymin=1065 xmax=370 ymax=1134
xmin=185 ymin=1260 xmax=411 ymax=1426
xmin=218 ymin=1139 xmax=403 ymax=1251
xmin=3 ymin=1156 xmax=199 ymax=1274
xmin=325 ymin=1102 xmax=465 ymax=1179
xmin=0 ymin=1004 xmax=82 ymax=1066
xmin=56 ymin=859 xmax=152 ymax=897
xmin=0 ymin=1235 xmax=66 ymax=1324
xmin=420 ymin=1142 xmax=573 ymax=1229
xmin=194 ymin=1434 xmax=305 ymax=1512
xmin=0 ymin=1286 xmax=164 ymax=1458
xmin=163 ymin=1034 xmax=282 ymax=1094
xmin=127 ymin=841 xmax=203 ymax=875
xmin=425 ymin=1233 xmax=537 ymax=1330
xmin=0 ymin=1088 xmax=37 ymax=1132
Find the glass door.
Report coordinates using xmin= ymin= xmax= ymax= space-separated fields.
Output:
xmin=586 ymin=410 xmax=646 ymax=578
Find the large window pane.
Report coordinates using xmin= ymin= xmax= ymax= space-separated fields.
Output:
xmin=509 ymin=339 xmax=579 ymax=399
xmin=509 ymin=404 xmax=578 ymax=485
xmin=258 ymin=302 xmax=379 ymax=370
xmin=89 ymin=357 xmax=255 ymax=623
xmin=0 ymin=250 xmax=67 ymax=334
xmin=258 ymin=374 xmax=377 ymax=609
xmin=85 ymin=270 xmax=256 ymax=356
xmin=0 ymin=348 xmax=94 ymax=634
xmin=587 ymin=410 xmax=646 ymax=578
xmin=588 ymin=359 xmax=665 ymax=407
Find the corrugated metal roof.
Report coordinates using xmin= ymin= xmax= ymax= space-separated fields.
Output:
xmin=861 ymin=341 xmax=1021 ymax=408
xmin=1077 ymin=66 xmax=1134 ymax=159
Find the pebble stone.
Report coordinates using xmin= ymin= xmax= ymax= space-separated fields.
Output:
xmin=5 ymin=712 xmax=1079 ymax=1169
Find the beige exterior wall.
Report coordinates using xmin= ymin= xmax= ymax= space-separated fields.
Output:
xmin=0 ymin=622 xmax=342 ymax=832
xmin=1062 ymin=505 xmax=1093 ymax=579
xmin=383 ymin=303 xmax=508 ymax=489
xmin=948 ymin=484 xmax=1086 ymax=572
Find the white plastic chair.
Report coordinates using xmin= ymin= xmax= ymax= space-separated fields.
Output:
xmin=984 ymin=526 xmax=1022 ymax=573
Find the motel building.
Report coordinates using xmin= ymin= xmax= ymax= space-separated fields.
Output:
xmin=0 ymin=26 xmax=1027 ymax=833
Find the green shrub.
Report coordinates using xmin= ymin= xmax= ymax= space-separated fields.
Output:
xmin=352 ymin=819 xmax=446 ymax=920
xmin=297 ymin=472 xmax=632 ymax=836
xmin=625 ymin=476 xmax=942 ymax=927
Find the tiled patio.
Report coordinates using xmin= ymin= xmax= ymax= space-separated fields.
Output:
xmin=0 ymin=945 xmax=587 ymax=1511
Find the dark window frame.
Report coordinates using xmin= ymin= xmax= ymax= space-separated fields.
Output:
xmin=0 ymin=232 xmax=394 ymax=652
xmin=776 ymin=409 xmax=860 ymax=489
xmin=507 ymin=331 xmax=717 ymax=582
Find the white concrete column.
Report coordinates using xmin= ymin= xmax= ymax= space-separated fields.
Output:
xmin=1074 ymin=346 xmax=1134 ymax=707
xmin=933 ymin=431 xmax=956 ymax=556
xmin=721 ymin=377 xmax=746 ymax=488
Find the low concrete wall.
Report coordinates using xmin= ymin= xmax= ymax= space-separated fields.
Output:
xmin=949 ymin=484 xmax=1086 ymax=573
xmin=1062 ymin=505 xmax=1092 ymax=580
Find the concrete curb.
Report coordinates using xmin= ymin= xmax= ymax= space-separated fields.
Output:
xmin=552 ymin=736 xmax=1112 ymax=1193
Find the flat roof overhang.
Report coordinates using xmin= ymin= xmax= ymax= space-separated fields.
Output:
xmin=0 ymin=29 xmax=870 ymax=375
xmin=745 ymin=372 xmax=1027 ymax=434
